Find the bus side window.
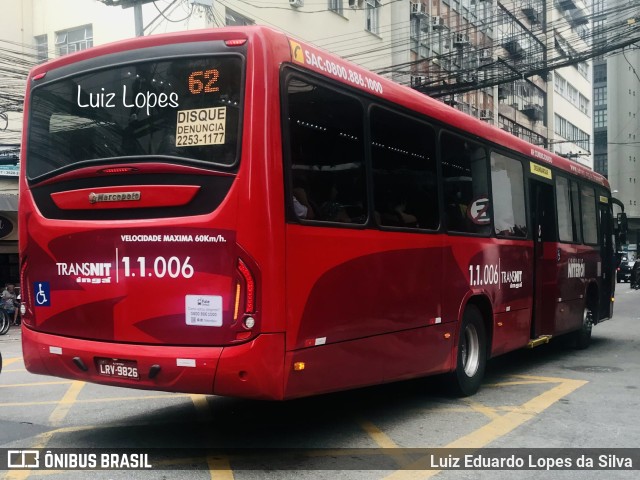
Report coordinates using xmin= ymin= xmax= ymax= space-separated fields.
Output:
xmin=491 ymin=153 xmax=527 ymax=237
xmin=285 ymin=77 xmax=367 ymax=225
xmin=581 ymin=185 xmax=598 ymax=245
xmin=370 ymin=106 xmax=438 ymax=230
xmin=556 ymin=176 xmax=581 ymax=243
xmin=570 ymin=180 xmax=582 ymax=244
xmin=441 ymin=132 xmax=490 ymax=235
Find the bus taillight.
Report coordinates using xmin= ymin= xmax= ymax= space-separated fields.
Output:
xmin=225 ymin=39 xmax=247 ymax=47
xmin=19 ymin=257 xmax=32 ymax=326
xmin=236 ymin=258 xmax=255 ymax=315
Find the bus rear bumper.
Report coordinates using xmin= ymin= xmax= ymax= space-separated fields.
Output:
xmin=22 ymin=327 xmax=285 ymax=399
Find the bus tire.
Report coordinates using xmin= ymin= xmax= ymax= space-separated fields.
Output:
xmin=448 ymin=305 xmax=487 ymax=397
xmin=574 ymin=305 xmax=593 ymax=350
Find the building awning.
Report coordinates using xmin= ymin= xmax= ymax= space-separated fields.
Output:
xmin=0 ymin=194 xmax=18 ymax=212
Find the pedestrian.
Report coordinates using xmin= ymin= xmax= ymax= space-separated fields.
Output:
xmin=1 ymin=283 xmax=19 ymax=325
xmin=631 ymin=260 xmax=640 ymax=290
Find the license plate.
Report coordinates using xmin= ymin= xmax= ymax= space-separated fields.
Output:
xmin=96 ymin=358 xmax=139 ymax=380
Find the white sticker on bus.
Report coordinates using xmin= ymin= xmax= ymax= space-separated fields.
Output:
xmin=175 ymin=107 xmax=226 ymax=147
xmin=176 ymin=358 xmax=196 ymax=367
xmin=185 ymin=295 xmax=223 ymax=327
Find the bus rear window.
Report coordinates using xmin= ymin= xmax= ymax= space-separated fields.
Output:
xmin=27 ymin=55 xmax=243 ymax=180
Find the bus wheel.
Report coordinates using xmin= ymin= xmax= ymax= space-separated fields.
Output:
xmin=449 ymin=306 xmax=487 ymax=396
xmin=574 ymin=305 xmax=593 ymax=350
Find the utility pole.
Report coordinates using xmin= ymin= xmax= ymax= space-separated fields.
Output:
xmin=133 ymin=2 xmax=144 ymax=37
xmin=98 ymin=1 xmax=154 ymax=37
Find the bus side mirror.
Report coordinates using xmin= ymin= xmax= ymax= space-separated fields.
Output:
xmin=616 ymin=212 xmax=628 ymax=244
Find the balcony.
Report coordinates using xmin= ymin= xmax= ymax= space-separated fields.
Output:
xmin=521 ymin=104 xmax=544 ymax=121
xmin=411 ymin=2 xmax=428 ymax=18
xmin=556 ymin=0 xmax=576 ymax=11
xmin=503 ymin=38 xmax=524 ymax=58
xmin=522 ymin=2 xmax=540 ymax=24
xmin=568 ymin=8 xmax=589 ymax=26
xmin=479 ymin=109 xmax=494 ymax=120
xmin=453 ymin=33 xmax=470 ymax=46
xmin=431 ymin=15 xmax=446 ymax=30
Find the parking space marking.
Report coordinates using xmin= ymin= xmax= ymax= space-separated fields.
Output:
xmin=462 ymin=399 xmax=501 ymax=420
xmin=191 ymin=394 xmax=213 ymax=422
xmin=382 ymin=375 xmax=588 ymax=479
xmin=0 ymin=381 xmax=73 ymax=388
xmin=49 ymin=381 xmax=86 ymax=426
xmin=358 ymin=418 xmax=400 ymax=449
xmin=358 ymin=418 xmax=409 ymax=469
xmin=2 ymin=357 xmax=22 ymax=367
xmin=483 ymin=379 xmax=550 ymax=387
xmin=206 ymin=456 xmax=235 ymax=480
xmin=0 ymin=393 xmax=191 ymax=409
xmin=190 ymin=395 xmax=234 ymax=479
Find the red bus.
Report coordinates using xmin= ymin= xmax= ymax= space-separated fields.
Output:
xmin=20 ymin=26 xmax=621 ymax=399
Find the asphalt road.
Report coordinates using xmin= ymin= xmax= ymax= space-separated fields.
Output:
xmin=1 ymin=285 xmax=639 ymax=480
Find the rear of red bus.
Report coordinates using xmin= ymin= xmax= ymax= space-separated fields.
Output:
xmin=19 ymin=28 xmax=290 ymax=399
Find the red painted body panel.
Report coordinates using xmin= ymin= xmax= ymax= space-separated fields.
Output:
xmin=283 ymin=325 xmax=453 ymax=399
xmin=23 ymin=326 xmax=285 ymax=398
xmin=22 ymin=325 xmax=222 ymax=394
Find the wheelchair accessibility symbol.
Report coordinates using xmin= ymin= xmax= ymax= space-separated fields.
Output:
xmin=33 ymin=282 xmax=50 ymax=307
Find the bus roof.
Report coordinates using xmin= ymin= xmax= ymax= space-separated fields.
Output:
xmin=28 ymin=25 xmax=607 ymax=190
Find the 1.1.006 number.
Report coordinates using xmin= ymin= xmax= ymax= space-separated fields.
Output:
xmin=469 ymin=264 xmax=499 ymax=287
xmin=121 ymin=256 xmax=195 ymax=279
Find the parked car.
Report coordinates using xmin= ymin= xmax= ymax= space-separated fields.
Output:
xmin=617 ymin=257 xmax=634 ymax=283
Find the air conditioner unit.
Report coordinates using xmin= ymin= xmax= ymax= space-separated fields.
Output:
xmin=479 ymin=49 xmax=492 ymax=61
xmin=411 ymin=2 xmax=427 ymax=17
xmin=479 ymin=109 xmax=493 ymax=120
xmin=289 ymin=0 xmax=304 ymax=8
xmin=431 ymin=16 xmax=445 ymax=30
xmin=411 ymin=75 xmax=427 ymax=86
xmin=453 ymin=33 xmax=470 ymax=46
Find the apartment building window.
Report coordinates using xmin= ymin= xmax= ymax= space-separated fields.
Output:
xmin=594 ymin=154 xmax=608 ymax=176
xmin=554 ymin=74 xmax=566 ymax=95
xmin=55 ymin=25 xmax=92 ymax=56
xmin=579 ymin=94 xmax=589 ymax=116
xmin=35 ymin=35 xmax=48 ymax=63
xmin=567 ymin=83 xmax=578 ymax=104
xmin=594 ymin=131 xmax=607 ymax=148
xmin=329 ymin=0 xmax=343 ymax=14
xmin=594 ymin=64 xmax=607 ymax=83
xmin=225 ymin=8 xmax=253 ymax=25
xmin=594 ymin=109 xmax=607 ymax=128
xmin=594 ymin=87 xmax=607 ymax=106
xmin=554 ymin=114 xmax=590 ymax=150
xmin=365 ymin=0 xmax=381 ymax=35
xmin=577 ymin=62 xmax=589 ymax=80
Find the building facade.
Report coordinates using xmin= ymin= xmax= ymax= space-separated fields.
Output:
xmin=590 ymin=0 xmax=639 ymax=248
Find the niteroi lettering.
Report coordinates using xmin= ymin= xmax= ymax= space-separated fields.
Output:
xmin=568 ymin=258 xmax=586 ymax=278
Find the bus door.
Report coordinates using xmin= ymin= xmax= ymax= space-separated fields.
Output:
xmin=598 ymin=196 xmax=614 ymax=320
xmin=529 ymin=178 xmax=557 ymax=338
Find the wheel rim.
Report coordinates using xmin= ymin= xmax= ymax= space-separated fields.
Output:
xmin=583 ymin=307 xmax=593 ymax=333
xmin=461 ymin=323 xmax=480 ymax=377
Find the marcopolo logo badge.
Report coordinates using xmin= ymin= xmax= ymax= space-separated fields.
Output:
xmin=89 ymin=191 xmax=141 ymax=204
